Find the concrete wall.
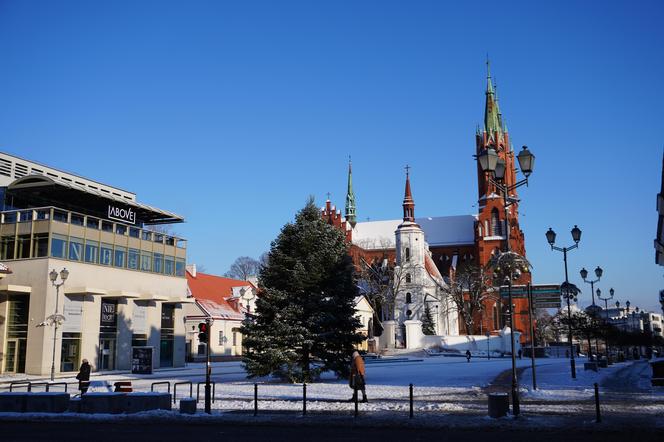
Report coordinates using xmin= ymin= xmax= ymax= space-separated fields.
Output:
xmin=0 ymin=258 xmax=188 ymax=375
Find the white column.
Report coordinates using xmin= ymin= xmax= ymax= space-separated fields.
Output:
xmin=404 ymin=319 xmax=423 ymax=349
xmin=382 ymin=320 xmax=396 ymax=349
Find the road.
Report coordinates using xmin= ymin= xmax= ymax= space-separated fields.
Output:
xmin=2 ymin=420 xmax=663 ymax=442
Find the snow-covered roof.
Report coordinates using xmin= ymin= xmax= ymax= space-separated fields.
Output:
xmin=352 ymin=215 xmax=476 ymax=249
xmin=196 ymin=299 xmax=244 ymax=321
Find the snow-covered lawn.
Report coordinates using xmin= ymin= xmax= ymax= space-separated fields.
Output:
xmin=2 ymin=356 xmax=662 ymax=419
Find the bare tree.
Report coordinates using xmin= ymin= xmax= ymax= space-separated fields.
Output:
xmin=357 ymin=254 xmax=407 ymax=323
xmin=224 ymin=256 xmax=260 ymax=281
xmin=443 ymin=262 xmax=495 ymax=335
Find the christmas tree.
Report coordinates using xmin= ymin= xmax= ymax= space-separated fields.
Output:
xmin=421 ymin=304 xmax=436 ymax=335
xmin=241 ymin=198 xmax=363 ymax=382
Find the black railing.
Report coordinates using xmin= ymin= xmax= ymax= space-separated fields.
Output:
xmin=150 ymin=381 xmax=171 ymax=394
xmin=173 ymin=381 xmax=193 ymax=404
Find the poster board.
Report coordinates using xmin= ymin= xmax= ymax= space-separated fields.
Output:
xmin=131 ymin=346 xmax=153 ymax=374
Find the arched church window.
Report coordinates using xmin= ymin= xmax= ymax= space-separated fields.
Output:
xmin=406 ymin=292 xmax=412 ymax=304
xmin=405 ymin=247 xmax=410 ymax=261
xmin=406 ymin=273 xmax=411 ymax=283
xmin=491 ymin=208 xmax=502 ymax=236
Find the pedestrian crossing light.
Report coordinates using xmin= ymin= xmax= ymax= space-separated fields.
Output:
xmin=198 ymin=322 xmax=208 ymax=343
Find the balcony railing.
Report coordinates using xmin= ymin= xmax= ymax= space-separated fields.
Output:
xmin=0 ymin=206 xmax=186 ymax=277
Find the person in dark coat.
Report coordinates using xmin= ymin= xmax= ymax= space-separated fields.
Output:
xmin=518 ymin=349 xmax=523 ymax=359
xmin=465 ymin=350 xmax=472 ymax=362
xmin=349 ymin=351 xmax=367 ymax=402
xmin=76 ymin=359 xmax=91 ymax=394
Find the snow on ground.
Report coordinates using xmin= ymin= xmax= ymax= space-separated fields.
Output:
xmin=2 ymin=356 xmax=662 ymax=420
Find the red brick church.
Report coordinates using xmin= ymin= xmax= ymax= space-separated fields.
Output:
xmin=322 ymin=66 xmax=532 ymax=342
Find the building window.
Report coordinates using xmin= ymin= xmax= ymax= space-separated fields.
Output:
xmin=32 ymin=233 xmax=48 ymax=257
xmin=68 ymin=237 xmax=84 ymax=261
xmin=175 ymin=258 xmax=186 ymax=277
xmin=70 ymin=213 xmax=84 ymax=226
xmin=164 ymin=256 xmax=175 ymax=275
xmin=406 ymin=273 xmax=411 ymax=283
xmin=153 ymin=253 xmax=164 ymax=274
xmin=405 ymin=247 xmax=410 ymax=261
xmin=406 ymin=292 xmax=412 ymax=304
xmin=86 ymin=217 xmax=99 ymax=229
xmin=101 ymin=221 xmax=113 ymax=232
xmin=85 ymin=240 xmax=99 ymax=264
xmin=16 ymin=235 xmax=30 ymax=259
xmin=100 ymin=243 xmax=113 ymax=266
xmin=114 ymin=246 xmax=127 ymax=268
xmin=491 ymin=208 xmax=502 ymax=236
xmin=140 ymin=252 xmax=152 ymax=272
xmin=218 ymin=331 xmax=224 ymax=346
xmin=50 ymin=234 xmax=67 ymax=259
xmin=128 ymin=249 xmax=139 ymax=270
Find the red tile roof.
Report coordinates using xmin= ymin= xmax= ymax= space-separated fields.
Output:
xmin=186 ymin=271 xmax=254 ymax=306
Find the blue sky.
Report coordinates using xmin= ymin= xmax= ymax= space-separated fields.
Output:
xmin=1 ymin=1 xmax=663 ymax=311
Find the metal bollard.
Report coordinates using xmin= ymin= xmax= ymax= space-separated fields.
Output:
xmin=302 ymin=383 xmax=307 ymax=416
xmin=594 ymin=383 xmax=601 ymax=423
xmin=254 ymin=383 xmax=258 ymax=416
xmin=409 ymin=383 xmax=414 ymax=419
xmin=354 ymin=385 xmax=359 ymax=418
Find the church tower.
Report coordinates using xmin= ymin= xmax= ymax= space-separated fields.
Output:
xmin=474 ymin=61 xmax=530 ymax=336
xmin=475 ymin=61 xmax=527 ymax=264
xmin=345 ymin=158 xmax=357 ymax=228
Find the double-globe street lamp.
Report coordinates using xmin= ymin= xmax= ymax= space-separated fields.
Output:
xmin=596 ymin=288 xmax=614 ymax=362
xmin=546 ymin=225 xmax=582 ymax=379
xmin=49 ymin=268 xmax=69 ymax=381
xmin=477 ymin=144 xmax=535 ymax=417
xmin=580 ymin=266 xmax=603 ymax=359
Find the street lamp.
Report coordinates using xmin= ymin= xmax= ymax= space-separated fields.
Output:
xmin=48 ymin=268 xmax=69 ymax=381
xmin=596 ymin=288 xmax=614 ymax=363
xmin=477 ymin=145 xmax=535 ymax=418
xmin=546 ymin=225 xmax=582 ymax=379
xmin=580 ymin=266 xmax=603 ymax=359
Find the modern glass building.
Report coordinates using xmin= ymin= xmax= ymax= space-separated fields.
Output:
xmin=0 ymin=152 xmax=191 ymax=375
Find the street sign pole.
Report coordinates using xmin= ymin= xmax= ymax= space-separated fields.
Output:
xmin=527 ymin=283 xmax=537 ymax=390
xmin=205 ymin=317 xmax=212 ymax=414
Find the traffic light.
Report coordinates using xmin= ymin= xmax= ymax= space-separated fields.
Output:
xmin=198 ymin=322 xmax=208 ymax=343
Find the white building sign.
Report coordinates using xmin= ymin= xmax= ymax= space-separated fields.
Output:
xmin=62 ymin=296 xmax=83 ymax=332
xmin=108 ymin=205 xmax=136 ymax=225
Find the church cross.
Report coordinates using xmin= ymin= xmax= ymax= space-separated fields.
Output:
xmin=405 ymin=164 xmax=411 ymax=176
xmin=326 ymin=192 xmax=331 ymax=200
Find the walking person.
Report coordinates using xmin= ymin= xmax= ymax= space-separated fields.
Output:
xmin=76 ymin=359 xmax=91 ymax=395
xmin=349 ymin=351 xmax=367 ymax=403
xmin=465 ymin=350 xmax=472 ymax=362
xmin=517 ymin=349 xmax=523 ymax=359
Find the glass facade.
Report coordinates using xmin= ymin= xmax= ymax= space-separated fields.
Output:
xmin=0 ymin=206 xmax=186 ymax=277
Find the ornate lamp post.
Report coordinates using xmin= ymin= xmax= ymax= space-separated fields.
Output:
xmin=490 ymin=252 xmax=531 ymax=417
xmin=48 ymin=268 xmax=69 ymax=381
xmin=546 ymin=225 xmax=582 ymax=379
xmin=580 ymin=266 xmax=602 ymax=359
xmin=596 ymin=288 xmax=614 ymax=362
xmin=477 ymin=145 xmax=534 ymax=418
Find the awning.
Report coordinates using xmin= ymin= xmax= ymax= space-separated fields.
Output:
xmin=103 ymin=290 xmax=141 ymax=299
xmin=64 ymin=286 xmax=108 ymax=296
xmin=163 ymin=296 xmax=196 ymax=304
xmin=0 ymin=284 xmax=31 ymax=294
xmin=7 ymin=175 xmax=184 ymax=224
xmin=137 ymin=294 xmax=170 ymax=302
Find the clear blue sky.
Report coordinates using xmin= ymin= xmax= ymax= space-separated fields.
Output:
xmin=1 ymin=1 xmax=663 ymax=311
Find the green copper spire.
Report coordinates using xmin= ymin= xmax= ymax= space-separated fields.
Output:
xmin=484 ymin=58 xmax=501 ymax=135
xmin=345 ymin=157 xmax=357 ymax=228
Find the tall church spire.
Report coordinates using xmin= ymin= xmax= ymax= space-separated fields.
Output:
xmin=402 ymin=165 xmax=415 ymax=222
xmin=345 ymin=157 xmax=357 ymax=228
xmin=484 ymin=58 xmax=501 ymax=135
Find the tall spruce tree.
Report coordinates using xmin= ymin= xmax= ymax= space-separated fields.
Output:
xmin=421 ymin=304 xmax=436 ymax=335
xmin=241 ymin=198 xmax=363 ymax=382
